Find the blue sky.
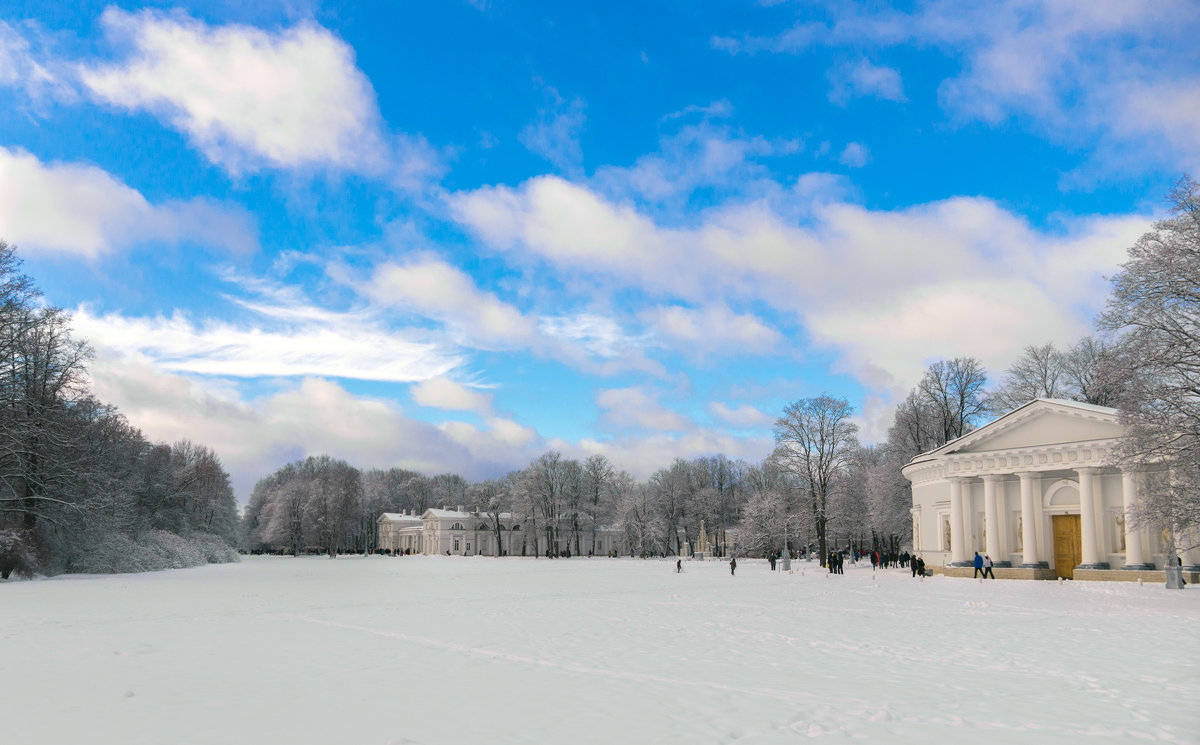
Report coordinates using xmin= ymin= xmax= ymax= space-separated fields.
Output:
xmin=1 ymin=1 xmax=1197 ymax=500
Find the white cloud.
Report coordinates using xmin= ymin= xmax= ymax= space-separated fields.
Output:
xmin=828 ymin=59 xmax=906 ymax=105
xmin=838 ymin=142 xmax=870 ymax=168
xmin=86 ymin=351 xmax=529 ymax=499
xmin=596 ymin=386 xmax=691 ymax=432
xmin=709 ymin=402 xmax=773 ymax=429
xmin=552 ymin=430 xmax=773 ymax=480
xmin=411 ymin=378 xmax=493 ymax=413
xmin=363 ymin=257 xmax=538 ymax=350
xmin=450 ymin=173 xmax=1151 ymax=400
xmin=0 ymin=147 xmax=256 ymax=258
xmin=640 ymin=304 xmax=781 ymax=357
xmin=439 ymin=416 xmax=539 ymax=466
xmin=80 ymin=8 xmax=390 ymax=175
xmin=87 ymin=345 xmax=771 ymax=497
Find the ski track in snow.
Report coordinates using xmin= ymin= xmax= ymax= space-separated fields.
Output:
xmin=1 ymin=555 xmax=1197 ymax=745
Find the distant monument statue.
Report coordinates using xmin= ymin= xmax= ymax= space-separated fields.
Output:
xmin=695 ymin=520 xmax=711 ymax=559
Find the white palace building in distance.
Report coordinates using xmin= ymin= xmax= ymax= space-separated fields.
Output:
xmin=376 ymin=507 xmax=629 ymax=558
xmin=903 ymin=398 xmax=1200 ymax=581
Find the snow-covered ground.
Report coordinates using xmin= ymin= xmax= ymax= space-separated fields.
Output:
xmin=2 ymin=556 xmax=1197 ymax=745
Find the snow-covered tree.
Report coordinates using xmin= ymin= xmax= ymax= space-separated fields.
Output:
xmin=1101 ymin=175 xmax=1200 ymax=545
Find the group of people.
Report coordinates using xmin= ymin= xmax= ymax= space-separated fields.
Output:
xmin=973 ymin=552 xmax=996 ymax=579
xmin=862 ymin=550 xmax=914 ymax=569
xmin=910 ymin=555 xmax=926 ymax=578
xmin=827 ymin=551 xmax=845 ymax=574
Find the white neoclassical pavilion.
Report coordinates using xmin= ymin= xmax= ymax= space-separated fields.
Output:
xmin=902 ymin=399 xmax=1195 ymax=580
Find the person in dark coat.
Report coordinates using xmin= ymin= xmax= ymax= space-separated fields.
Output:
xmin=730 ymin=557 xmax=737 ymax=575
xmin=676 ymin=559 xmax=682 ymax=573
xmin=973 ymin=551 xmax=984 ymax=578
xmin=915 ymin=555 xmax=925 ymax=578
xmin=768 ymin=554 xmax=777 ymax=571
xmin=912 ymin=555 xmax=919 ymax=577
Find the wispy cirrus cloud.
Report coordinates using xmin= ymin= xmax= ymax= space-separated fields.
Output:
xmin=71 ymin=270 xmax=463 ymax=383
xmin=519 ymin=81 xmax=586 ymax=174
xmin=0 ymin=21 xmax=75 ymax=107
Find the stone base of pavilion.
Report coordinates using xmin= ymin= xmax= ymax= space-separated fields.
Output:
xmin=933 ymin=566 xmax=1058 ymax=580
xmin=932 ymin=565 xmax=1200 ymax=583
xmin=1072 ymin=568 xmax=1200 ymax=583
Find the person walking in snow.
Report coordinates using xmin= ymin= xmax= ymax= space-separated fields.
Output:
xmin=983 ymin=554 xmax=995 ymax=579
xmin=730 ymin=557 xmax=737 ymax=576
xmin=676 ymin=559 xmax=682 ymax=573
xmin=973 ymin=551 xmax=984 ymax=578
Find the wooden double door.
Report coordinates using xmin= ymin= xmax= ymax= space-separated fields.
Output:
xmin=1053 ymin=514 xmax=1082 ymax=579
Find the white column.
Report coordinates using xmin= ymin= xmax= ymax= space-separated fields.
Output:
xmin=1078 ymin=468 xmax=1104 ymax=567
xmin=1018 ymin=472 xmax=1042 ymax=567
xmin=1121 ymin=470 xmax=1151 ymax=569
xmin=982 ymin=475 xmax=1004 ymax=564
xmin=960 ymin=479 xmax=975 ymax=559
xmin=949 ymin=478 xmax=966 ymax=564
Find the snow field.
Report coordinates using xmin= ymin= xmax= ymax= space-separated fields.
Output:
xmin=1 ymin=556 xmax=1197 ymax=745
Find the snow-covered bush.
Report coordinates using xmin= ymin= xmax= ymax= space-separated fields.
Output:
xmin=189 ymin=532 xmax=240 ymax=564
xmin=0 ymin=524 xmax=40 ymax=579
xmin=52 ymin=528 xmax=238 ymax=575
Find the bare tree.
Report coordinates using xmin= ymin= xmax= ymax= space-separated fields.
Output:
xmin=918 ymin=358 xmax=989 ymax=443
xmin=773 ymin=395 xmax=860 ymax=566
xmin=988 ymin=343 xmax=1069 ymax=413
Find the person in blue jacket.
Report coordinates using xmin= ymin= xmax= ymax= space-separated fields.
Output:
xmin=973 ymin=551 xmax=984 ymax=578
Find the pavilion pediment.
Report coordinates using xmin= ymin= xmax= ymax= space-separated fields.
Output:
xmin=946 ymin=401 xmax=1122 ymax=455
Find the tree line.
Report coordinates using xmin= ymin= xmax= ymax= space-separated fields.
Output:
xmin=0 ymin=242 xmax=239 ymax=578
xmin=241 ymin=177 xmax=1200 ymax=565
